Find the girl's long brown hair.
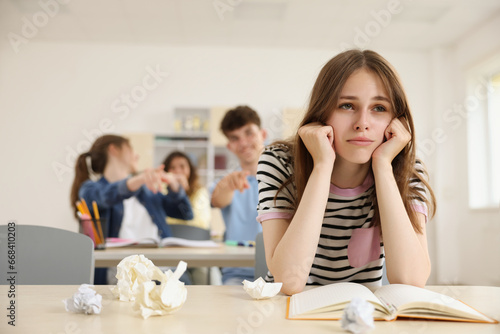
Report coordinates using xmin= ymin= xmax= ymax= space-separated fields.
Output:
xmin=163 ymin=151 xmax=201 ymax=197
xmin=70 ymin=135 xmax=130 ymax=217
xmin=277 ymin=49 xmax=436 ymax=233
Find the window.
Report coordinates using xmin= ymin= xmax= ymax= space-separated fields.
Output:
xmin=487 ymin=72 xmax=500 ymax=206
xmin=467 ymin=60 xmax=500 ymax=209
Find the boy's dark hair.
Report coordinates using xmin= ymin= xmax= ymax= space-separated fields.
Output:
xmin=220 ymin=105 xmax=261 ymax=136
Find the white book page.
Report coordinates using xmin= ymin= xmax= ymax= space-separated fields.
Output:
xmin=290 ymin=282 xmax=384 ymax=318
xmin=160 ymin=237 xmax=219 ymax=248
xmin=374 ymin=284 xmax=491 ymax=321
xmin=105 ymin=237 xmax=158 ymax=248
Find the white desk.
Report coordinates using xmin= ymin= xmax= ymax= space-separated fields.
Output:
xmin=2 ymin=285 xmax=499 ymax=333
xmin=94 ymin=244 xmax=255 ymax=267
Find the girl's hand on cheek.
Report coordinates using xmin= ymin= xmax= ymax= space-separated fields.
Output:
xmin=372 ymin=118 xmax=411 ymax=167
xmin=298 ymin=122 xmax=336 ymax=168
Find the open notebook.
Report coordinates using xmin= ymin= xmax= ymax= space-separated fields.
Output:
xmin=286 ymin=282 xmax=498 ymax=323
xmin=106 ymin=237 xmax=219 ymax=248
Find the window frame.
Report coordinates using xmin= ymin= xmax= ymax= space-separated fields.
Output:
xmin=466 ymin=56 xmax=500 ymax=210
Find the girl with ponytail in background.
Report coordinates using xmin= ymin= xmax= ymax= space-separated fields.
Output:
xmin=70 ymin=134 xmax=193 ymax=284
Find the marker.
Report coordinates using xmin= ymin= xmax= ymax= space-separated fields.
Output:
xmin=225 ymin=240 xmax=255 ymax=247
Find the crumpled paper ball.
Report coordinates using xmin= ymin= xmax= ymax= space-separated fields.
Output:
xmin=133 ymin=261 xmax=188 ymax=319
xmin=63 ymin=284 xmax=102 ymax=315
xmin=340 ymin=297 xmax=375 ymax=334
xmin=243 ymin=277 xmax=282 ymax=299
xmin=112 ymin=254 xmax=166 ymax=301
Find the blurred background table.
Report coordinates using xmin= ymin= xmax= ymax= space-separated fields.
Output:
xmin=94 ymin=243 xmax=255 ymax=268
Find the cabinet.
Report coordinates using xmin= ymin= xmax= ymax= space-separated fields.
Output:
xmin=153 ymin=133 xmax=214 ymax=186
xmin=126 ymin=107 xmax=238 ymax=187
xmin=152 ymin=106 xmax=234 ymax=187
xmin=153 ymin=134 xmax=239 ymax=187
xmin=282 ymin=107 xmax=305 ymax=139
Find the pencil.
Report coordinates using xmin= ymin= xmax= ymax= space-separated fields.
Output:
xmin=90 ymin=220 xmax=101 ymax=245
xmin=76 ymin=201 xmax=86 ymax=216
xmin=92 ymin=201 xmax=105 ymax=244
xmin=80 ymin=198 xmax=92 ymax=217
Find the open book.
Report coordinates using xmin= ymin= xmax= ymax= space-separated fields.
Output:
xmin=105 ymin=237 xmax=219 ymax=248
xmin=286 ymin=282 xmax=498 ymax=323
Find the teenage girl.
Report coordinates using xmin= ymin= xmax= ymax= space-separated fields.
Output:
xmin=163 ymin=151 xmax=211 ymax=230
xmin=256 ymin=50 xmax=436 ymax=295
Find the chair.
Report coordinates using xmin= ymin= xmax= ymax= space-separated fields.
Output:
xmin=0 ymin=224 xmax=94 ymax=285
xmin=382 ymin=263 xmax=389 ymax=285
xmin=169 ymin=224 xmax=211 ymax=284
xmin=254 ymin=232 xmax=269 ymax=280
xmin=169 ymin=224 xmax=211 ymax=240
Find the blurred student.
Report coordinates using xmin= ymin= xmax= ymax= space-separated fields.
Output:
xmin=211 ymin=106 xmax=267 ymax=285
xmin=163 ymin=151 xmax=212 ymax=284
xmin=70 ymin=134 xmax=193 ymax=284
xmin=163 ymin=151 xmax=211 ymax=230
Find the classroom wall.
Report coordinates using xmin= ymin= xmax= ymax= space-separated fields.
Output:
xmin=431 ymin=14 xmax=500 ymax=286
xmin=2 ymin=15 xmax=498 ymax=286
xmin=0 ymin=42 xmax=432 ymax=226
xmin=0 ymin=42 xmax=320 ymax=232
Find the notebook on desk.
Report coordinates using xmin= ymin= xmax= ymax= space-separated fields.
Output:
xmin=286 ymin=282 xmax=498 ymax=323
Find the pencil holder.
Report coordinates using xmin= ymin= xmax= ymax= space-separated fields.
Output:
xmin=79 ymin=217 xmax=107 ymax=250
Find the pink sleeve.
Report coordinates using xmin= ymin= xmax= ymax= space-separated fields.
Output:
xmin=256 ymin=212 xmax=293 ymax=223
xmin=411 ymin=203 xmax=428 ymax=223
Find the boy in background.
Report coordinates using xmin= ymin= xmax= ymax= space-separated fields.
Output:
xmin=211 ymin=106 xmax=267 ymax=285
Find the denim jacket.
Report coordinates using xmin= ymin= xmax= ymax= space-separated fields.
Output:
xmin=79 ymin=176 xmax=193 ymax=239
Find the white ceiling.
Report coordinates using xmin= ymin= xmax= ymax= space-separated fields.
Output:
xmin=1 ymin=0 xmax=499 ymax=51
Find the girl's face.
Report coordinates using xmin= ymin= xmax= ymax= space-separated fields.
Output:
xmin=326 ymin=68 xmax=393 ymax=165
xmin=119 ymin=143 xmax=139 ymax=173
xmin=168 ymin=157 xmax=191 ymax=179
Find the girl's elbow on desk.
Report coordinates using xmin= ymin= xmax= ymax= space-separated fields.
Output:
xmin=272 ymin=271 xmax=308 ymax=295
xmin=279 ymin=281 xmax=306 ymax=296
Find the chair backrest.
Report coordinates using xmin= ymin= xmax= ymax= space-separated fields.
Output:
xmin=0 ymin=224 xmax=94 ymax=285
xmin=169 ymin=224 xmax=211 ymax=240
xmin=382 ymin=262 xmax=389 ymax=285
xmin=254 ymin=232 xmax=269 ymax=280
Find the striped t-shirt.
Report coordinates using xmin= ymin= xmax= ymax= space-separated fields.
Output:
xmin=256 ymin=144 xmax=428 ymax=288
